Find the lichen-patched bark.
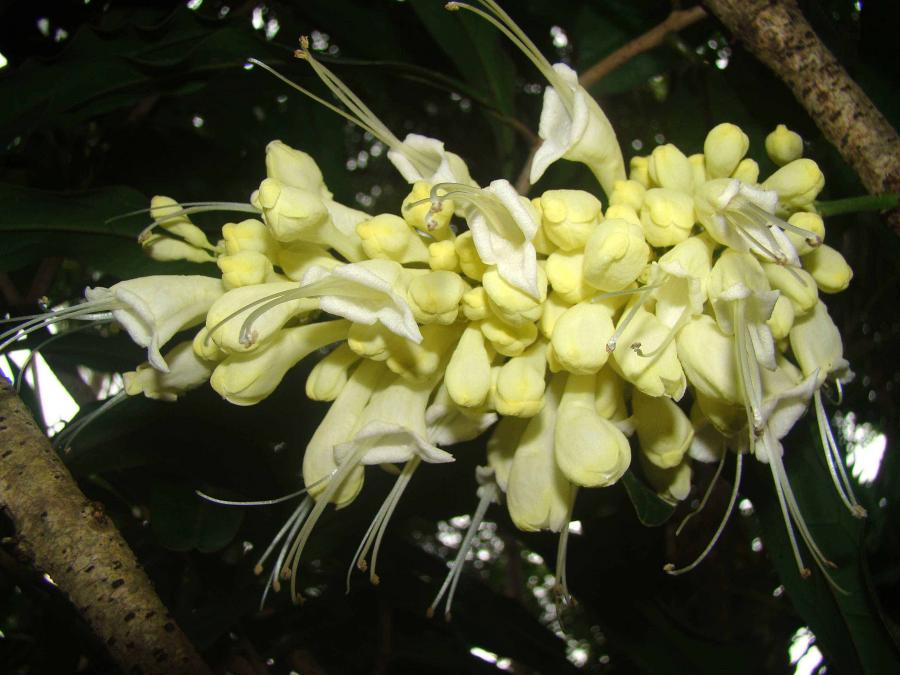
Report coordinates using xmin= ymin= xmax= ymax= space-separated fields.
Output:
xmin=0 ymin=377 xmax=210 ymax=675
xmin=704 ymin=0 xmax=900 ymax=233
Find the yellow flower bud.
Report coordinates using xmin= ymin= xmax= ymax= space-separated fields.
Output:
xmin=605 ymin=204 xmax=641 ymax=228
xmin=703 ymin=123 xmax=749 ymax=178
xmin=688 ymin=153 xmax=707 ymax=186
xmin=428 ymin=239 xmax=460 ymax=272
xmin=551 ymin=303 xmax=614 ymax=374
xmin=306 ymin=343 xmax=360 ymax=401
xmin=385 ymin=323 xmax=461 ymax=381
xmin=347 ymin=322 xmax=391 ymax=361
xmin=595 ymin=365 xmax=627 ymax=421
xmin=675 ymin=314 xmax=741 ymax=404
xmin=785 ymin=212 xmax=825 ymax=256
xmin=401 ymin=181 xmax=454 ymax=235
xmin=789 ymin=300 xmax=850 ymax=386
xmin=762 ymin=158 xmax=825 ymax=211
xmin=482 ymin=268 xmax=547 ymax=326
xmin=611 ymin=301 xmax=686 ymax=399
xmin=767 ymin=293 xmax=796 ymax=340
xmin=461 ymin=285 xmax=490 ymax=321
xmin=640 ymin=188 xmax=695 ymax=247
xmin=762 ymin=263 xmax=818 ymax=315
xmin=583 ymin=218 xmax=650 ymax=291
xmin=555 ymin=373 xmax=630 ymax=487
xmin=487 ymin=415 xmax=529 ymax=492
xmin=731 ymin=158 xmax=760 ymax=184
xmin=538 ymin=291 xmax=570 ymax=339
xmin=211 ymin=320 xmax=349 ymax=405
xmin=124 ymin=341 xmax=214 ymax=401
xmin=640 ymin=455 xmax=692 ymax=504
xmin=277 ymin=244 xmax=340 ymax=281
xmin=455 ymin=231 xmax=487 ymax=281
xmin=535 ymin=189 xmax=602 ymax=251
xmin=357 ymin=213 xmax=429 ymax=264
xmin=765 ymin=124 xmax=803 ymax=166
xmin=546 ymin=251 xmax=593 ymax=304
xmin=481 ymin=314 xmax=538 ymax=357
xmin=256 ymin=178 xmax=328 ymax=242
xmin=142 ymin=235 xmax=217 ymax=264
xmin=150 ymin=195 xmax=216 ymax=250
xmin=632 ymin=390 xmax=693 ymax=469
xmin=192 ymin=326 xmax=225 ymax=362
xmin=265 ymin=140 xmax=329 ymax=196
xmin=445 ymin=323 xmax=493 ymax=407
xmin=648 ymin=143 xmax=693 ymax=192
xmin=217 ymin=251 xmax=277 ymax=289
xmin=506 ymin=374 xmax=573 ymax=532
xmin=494 ymin=341 xmax=548 ymax=417
xmin=802 ymin=244 xmax=852 ymax=293
xmin=407 ymin=271 xmax=468 ymax=325
xmin=222 ymin=219 xmax=278 ymax=258
xmin=630 ymin=155 xmax=650 ymax=187
xmin=609 ymin=179 xmax=646 ymax=212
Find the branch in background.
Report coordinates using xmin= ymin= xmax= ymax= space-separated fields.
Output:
xmin=515 ymin=5 xmax=708 ymax=194
xmin=578 ymin=6 xmax=708 ymax=89
xmin=0 ymin=377 xmax=211 ymax=675
xmin=703 ymin=0 xmax=900 ymax=234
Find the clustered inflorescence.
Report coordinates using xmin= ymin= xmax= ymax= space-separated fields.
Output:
xmin=1 ymin=1 xmax=862 ymax=616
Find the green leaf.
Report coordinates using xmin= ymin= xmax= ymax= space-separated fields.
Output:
xmin=622 ymin=470 xmax=676 ymax=527
xmin=151 ymin=481 xmax=244 ymax=553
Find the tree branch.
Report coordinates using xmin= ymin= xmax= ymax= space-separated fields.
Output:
xmin=703 ymin=0 xmax=900 ymax=234
xmin=0 ymin=377 xmax=211 ymax=675
xmin=579 ymin=6 xmax=708 ymax=89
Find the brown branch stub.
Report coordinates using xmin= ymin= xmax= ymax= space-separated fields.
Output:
xmin=703 ymin=0 xmax=900 ymax=233
xmin=0 ymin=377 xmax=211 ymax=675
xmin=579 ymin=6 xmax=708 ymax=89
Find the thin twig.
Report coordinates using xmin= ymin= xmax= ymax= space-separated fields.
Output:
xmin=579 ymin=6 xmax=708 ymax=89
xmin=0 ymin=376 xmax=211 ymax=675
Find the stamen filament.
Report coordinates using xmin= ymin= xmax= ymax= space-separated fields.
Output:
xmin=814 ymin=390 xmax=865 ymax=517
xmin=665 ymin=452 xmax=742 ymax=575
xmin=675 ymin=443 xmax=727 ymax=536
xmin=607 ymin=291 xmax=651 ymax=352
xmin=52 ymin=390 xmax=129 ymax=451
xmin=428 ymin=482 xmax=498 ymax=620
xmin=554 ymin=486 xmax=578 ymax=605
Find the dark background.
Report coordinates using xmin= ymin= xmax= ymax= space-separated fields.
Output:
xmin=1 ymin=1 xmax=898 ymax=673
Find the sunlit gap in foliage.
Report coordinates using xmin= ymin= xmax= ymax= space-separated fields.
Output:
xmin=836 ymin=411 xmax=887 ymax=484
xmin=0 ymin=350 xmax=79 ymax=435
xmin=0 ymin=51 xmax=8 ymax=69
xmin=186 ymin=0 xmax=203 ymax=10
xmin=789 ymin=626 xmax=824 ymax=675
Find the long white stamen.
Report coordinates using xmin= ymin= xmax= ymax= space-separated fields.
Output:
xmin=284 ymin=441 xmax=372 ymax=603
xmin=733 ymin=300 xmax=763 ymax=432
xmin=448 ymin=1 xmax=574 ymax=113
xmin=1 ymin=301 xmax=119 ymax=352
xmin=633 ymin=305 xmax=692 ymax=359
xmin=262 ymin=497 xmax=313 ymax=608
xmin=665 ymin=453 xmax=742 ymax=575
xmin=814 ymin=390 xmax=865 ymax=517
xmin=675 ymin=444 xmax=727 ymax=536
xmin=196 ymin=470 xmax=336 ymax=507
xmin=137 ymin=202 xmax=261 ymax=243
xmin=253 ymin=496 xmax=313 ymax=575
xmin=742 ymin=200 xmax=822 ymax=248
xmin=370 ymin=461 xmax=420 ymax=585
xmin=428 ymin=482 xmax=498 ymax=620
xmin=606 ymin=290 xmax=652 ymax=353
xmin=554 ymin=486 xmax=578 ymax=605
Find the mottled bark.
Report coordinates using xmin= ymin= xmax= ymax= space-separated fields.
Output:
xmin=0 ymin=377 xmax=210 ymax=675
xmin=704 ymin=0 xmax=900 ymax=232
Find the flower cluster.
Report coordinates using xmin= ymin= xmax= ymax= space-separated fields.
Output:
xmin=1 ymin=0 xmax=860 ymax=615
